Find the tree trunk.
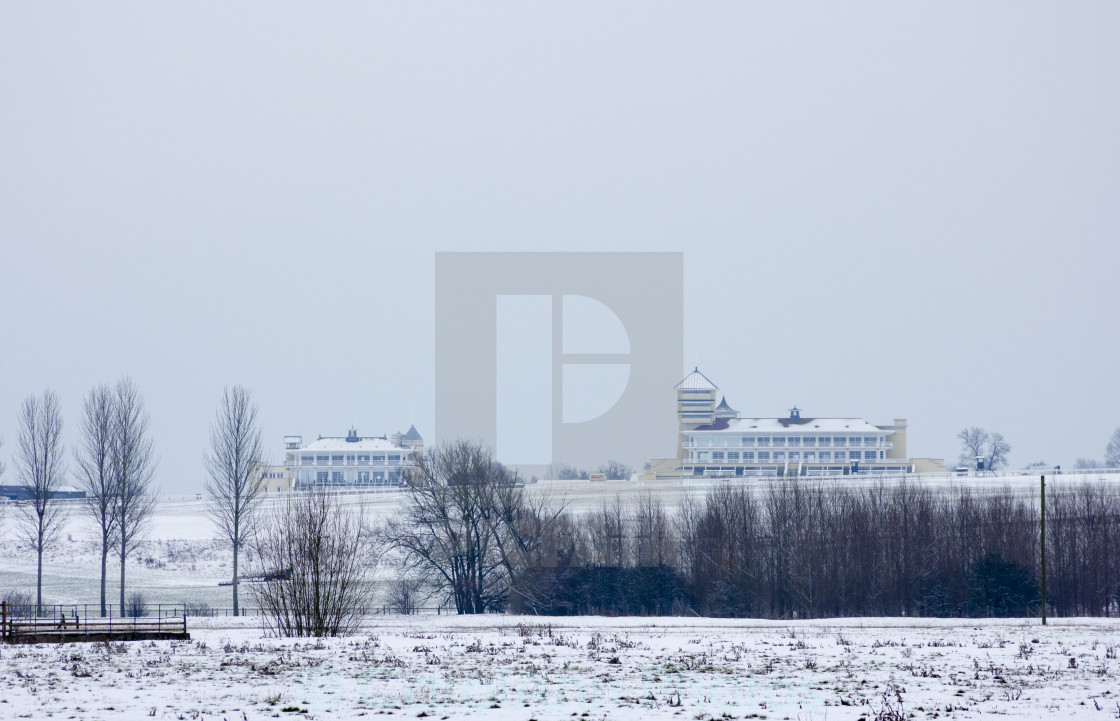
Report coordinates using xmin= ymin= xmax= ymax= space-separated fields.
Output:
xmin=120 ymin=548 xmax=126 ymax=613
xmin=100 ymin=545 xmax=108 ymax=617
xmin=36 ymin=545 xmax=43 ymax=617
xmin=232 ymin=542 xmax=239 ymax=616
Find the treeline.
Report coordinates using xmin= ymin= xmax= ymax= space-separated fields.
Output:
xmin=385 ymin=442 xmax=1120 ymax=619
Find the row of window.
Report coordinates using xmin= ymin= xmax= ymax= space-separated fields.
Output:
xmin=691 ymin=436 xmax=885 ymax=448
xmin=299 ymin=454 xmax=404 ymax=465
xmin=299 ymin=469 xmax=403 ymax=483
xmin=692 ymin=450 xmax=884 ymax=462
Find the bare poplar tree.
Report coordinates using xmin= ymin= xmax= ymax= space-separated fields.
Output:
xmin=111 ymin=377 xmax=158 ymax=612
xmin=74 ymin=383 xmax=117 ymax=617
xmin=15 ymin=390 xmax=68 ymax=615
xmin=204 ymin=386 xmax=265 ymax=616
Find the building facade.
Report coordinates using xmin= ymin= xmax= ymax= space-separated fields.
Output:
xmin=284 ymin=427 xmax=423 ymax=490
xmin=256 ymin=464 xmax=294 ymax=494
xmin=645 ymin=368 xmax=945 ymax=479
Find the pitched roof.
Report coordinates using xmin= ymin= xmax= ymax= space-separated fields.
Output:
xmin=299 ymin=436 xmax=405 ymax=452
xmin=401 ymin=424 xmax=423 ymax=442
xmin=675 ymin=367 xmax=718 ymax=390
xmin=690 ymin=417 xmax=888 ymax=434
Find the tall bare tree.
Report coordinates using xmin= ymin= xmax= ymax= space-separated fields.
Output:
xmin=204 ymin=386 xmax=265 ymax=616
xmin=15 ymin=390 xmax=68 ymax=615
xmin=74 ymin=383 xmax=117 ymax=617
xmin=111 ymin=377 xmax=158 ymax=612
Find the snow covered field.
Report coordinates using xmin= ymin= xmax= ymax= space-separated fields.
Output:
xmin=2 ymin=476 xmax=1120 ymax=719
xmin=2 ymin=614 xmax=1119 ymax=720
xmin=1 ymin=471 xmax=1115 ymax=610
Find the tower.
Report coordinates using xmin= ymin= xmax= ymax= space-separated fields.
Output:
xmin=674 ymin=367 xmax=718 ymax=460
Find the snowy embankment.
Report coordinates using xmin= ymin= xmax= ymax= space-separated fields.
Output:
xmin=2 ymin=614 xmax=1118 ymax=720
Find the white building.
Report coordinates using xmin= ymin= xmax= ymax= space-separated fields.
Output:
xmin=284 ymin=428 xmax=421 ymax=489
xmin=645 ymin=368 xmax=946 ymax=479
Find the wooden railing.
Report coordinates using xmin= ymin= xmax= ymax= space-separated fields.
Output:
xmin=1 ymin=602 xmax=187 ymax=642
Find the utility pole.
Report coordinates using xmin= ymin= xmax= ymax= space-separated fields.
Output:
xmin=1040 ymin=474 xmax=1047 ymax=626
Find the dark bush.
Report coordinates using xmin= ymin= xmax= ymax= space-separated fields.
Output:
xmin=967 ymin=554 xmax=1039 ymax=617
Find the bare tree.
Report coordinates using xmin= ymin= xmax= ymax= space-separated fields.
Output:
xmin=248 ymin=487 xmax=372 ymax=636
xmin=383 ymin=560 xmax=428 ymax=615
xmin=15 ymin=390 xmax=68 ymax=615
xmin=111 ymin=377 xmax=158 ymax=613
xmin=203 ymin=386 xmax=266 ymax=616
xmin=383 ymin=439 xmax=519 ymax=614
xmin=74 ymin=383 xmax=117 ymax=617
xmin=1106 ymin=427 xmax=1120 ymax=468
xmin=985 ymin=432 xmax=1011 ymax=470
xmin=545 ymin=462 xmax=589 ymax=480
xmin=598 ymin=460 xmax=633 ymax=480
xmin=957 ymin=427 xmax=989 ymax=468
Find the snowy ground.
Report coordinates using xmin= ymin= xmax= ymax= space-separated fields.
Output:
xmin=2 ymin=614 xmax=1119 ymax=720
xmin=3 ymin=476 xmax=1120 ymax=719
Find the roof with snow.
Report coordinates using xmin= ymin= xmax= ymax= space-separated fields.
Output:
xmin=299 ymin=436 xmax=406 ymax=453
xmin=675 ymin=367 xmax=718 ymax=390
xmin=689 ymin=417 xmax=888 ymax=434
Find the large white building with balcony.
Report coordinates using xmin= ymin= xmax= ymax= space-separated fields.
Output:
xmin=644 ymin=368 xmax=945 ymax=479
xmin=284 ymin=427 xmax=423 ymax=489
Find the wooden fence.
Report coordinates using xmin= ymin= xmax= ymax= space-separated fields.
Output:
xmin=1 ymin=602 xmax=190 ymax=644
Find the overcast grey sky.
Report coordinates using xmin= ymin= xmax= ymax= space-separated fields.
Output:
xmin=2 ymin=3 xmax=1118 ymax=493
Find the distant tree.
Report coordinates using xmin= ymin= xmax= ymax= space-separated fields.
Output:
xmin=383 ymin=560 xmax=428 ymax=615
xmin=598 ymin=460 xmax=633 ymax=480
xmin=957 ymin=427 xmax=1010 ymax=471
xmin=74 ymin=383 xmax=118 ymax=617
xmin=15 ymin=390 xmax=68 ymax=615
xmin=985 ymin=432 xmax=1011 ymax=471
xmin=203 ymin=386 xmax=266 ymax=617
xmin=1106 ymin=427 xmax=1120 ymax=468
xmin=1073 ymin=458 xmax=1101 ymax=470
xmin=957 ymin=427 xmax=989 ymax=468
xmin=546 ymin=462 xmax=590 ymax=480
xmin=111 ymin=378 xmax=158 ymax=613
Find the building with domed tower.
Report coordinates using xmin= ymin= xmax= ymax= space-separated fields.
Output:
xmin=642 ymin=368 xmax=946 ymax=480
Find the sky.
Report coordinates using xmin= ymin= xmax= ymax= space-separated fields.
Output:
xmin=2 ymin=3 xmax=1118 ymax=494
